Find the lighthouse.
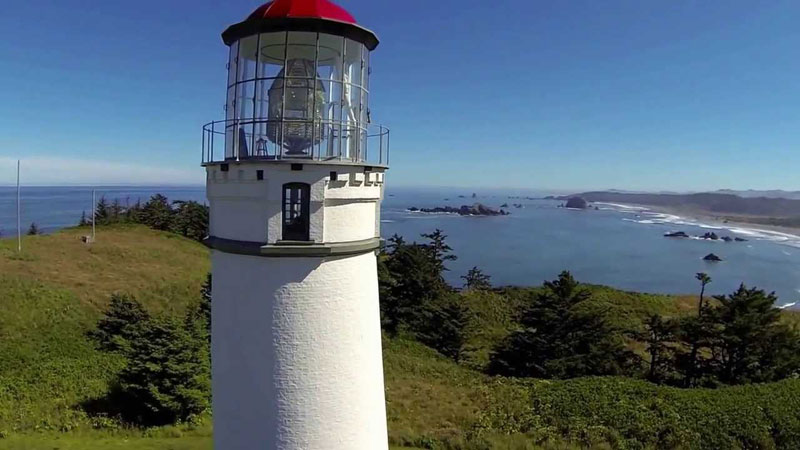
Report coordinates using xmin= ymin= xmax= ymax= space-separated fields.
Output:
xmin=201 ymin=0 xmax=389 ymax=448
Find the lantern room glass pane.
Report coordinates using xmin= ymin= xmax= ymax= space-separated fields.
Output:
xmin=317 ymin=34 xmax=343 ymax=84
xmin=286 ymin=32 xmax=317 ymax=76
xmin=238 ymin=35 xmax=258 ymax=82
xmin=258 ymin=32 xmax=286 ymax=79
xmin=227 ymin=41 xmax=239 ymax=87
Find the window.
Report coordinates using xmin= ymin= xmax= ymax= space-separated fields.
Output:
xmin=282 ymin=183 xmax=310 ymax=241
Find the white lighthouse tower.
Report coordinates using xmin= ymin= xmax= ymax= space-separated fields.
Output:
xmin=201 ymin=0 xmax=389 ymax=448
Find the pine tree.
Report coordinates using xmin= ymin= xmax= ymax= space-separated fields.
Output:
xmin=709 ymin=284 xmax=800 ymax=384
xmin=642 ymin=314 xmax=678 ymax=383
xmin=95 ymin=196 xmax=110 ymax=225
xmin=461 ymin=266 xmax=492 ymax=291
xmin=27 ymin=222 xmax=40 ymax=235
xmin=682 ymin=273 xmax=713 ymax=387
xmin=117 ymin=316 xmax=210 ymax=425
xmin=88 ymin=294 xmax=151 ymax=354
xmin=488 ymin=271 xmax=637 ymax=379
xmin=421 ymin=229 xmax=457 ymax=272
xmin=79 ymin=210 xmax=88 ymax=226
xmin=171 ymin=201 xmax=209 ymax=241
xmin=142 ymin=194 xmax=174 ymax=231
xmin=416 ymin=295 xmax=470 ymax=362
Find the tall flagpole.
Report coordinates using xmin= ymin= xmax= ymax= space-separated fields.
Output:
xmin=16 ymin=160 xmax=21 ymax=252
xmin=92 ymin=189 xmax=96 ymax=242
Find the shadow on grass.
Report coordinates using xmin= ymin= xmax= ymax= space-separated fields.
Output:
xmin=79 ymin=382 xmax=175 ymax=429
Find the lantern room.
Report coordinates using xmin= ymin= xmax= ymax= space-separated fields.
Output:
xmin=202 ymin=0 xmax=388 ymax=166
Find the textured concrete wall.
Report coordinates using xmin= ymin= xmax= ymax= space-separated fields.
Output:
xmin=211 ymin=250 xmax=389 ymax=449
xmin=323 ymin=200 xmax=377 ymax=242
xmin=207 ymin=163 xmax=385 ymax=244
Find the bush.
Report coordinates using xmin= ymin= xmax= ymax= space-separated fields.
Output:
xmin=116 ymin=316 xmax=210 ymax=426
xmin=88 ymin=293 xmax=151 ymax=354
xmin=88 ymin=294 xmax=210 ymax=426
xmin=523 ymin=376 xmax=800 ymax=449
xmin=488 ymin=271 xmax=639 ymax=379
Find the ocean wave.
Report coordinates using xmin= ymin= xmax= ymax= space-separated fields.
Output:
xmin=594 ymin=202 xmax=650 ymax=211
xmin=606 ymin=203 xmax=800 ymax=249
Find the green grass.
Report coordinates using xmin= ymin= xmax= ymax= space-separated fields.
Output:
xmin=2 ymin=225 xmax=799 ymax=449
xmin=0 ymin=225 xmax=209 ymax=434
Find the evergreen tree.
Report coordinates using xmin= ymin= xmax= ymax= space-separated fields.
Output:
xmin=27 ymin=222 xmax=40 ymax=235
xmin=110 ymin=198 xmax=124 ymax=223
xmin=681 ymin=273 xmax=714 ymax=387
xmin=126 ymin=199 xmax=144 ymax=223
xmin=141 ymin=194 xmax=174 ymax=231
xmin=378 ymin=231 xmax=456 ymax=335
xmin=88 ymin=294 xmax=151 ymax=354
xmin=95 ymin=196 xmax=110 ymax=225
xmin=416 ymin=294 xmax=469 ymax=362
xmin=708 ymin=284 xmax=800 ymax=384
xmin=642 ymin=314 xmax=678 ymax=384
xmin=89 ymin=293 xmax=211 ymax=426
xmin=79 ymin=210 xmax=88 ymax=226
xmin=421 ymin=229 xmax=457 ymax=273
xmin=488 ymin=271 xmax=637 ymax=379
xmin=199 ymin=273 xmax=212 ymax=338
xmin=171 ymin=201 xmax=209 ymax=241
xmin=116 ymin=316 xmax=210 ymax=426
xmin=380 ymin=242 xmax=442 ymax=334
xmin=461 ymin=266 xmax=492 ymax=291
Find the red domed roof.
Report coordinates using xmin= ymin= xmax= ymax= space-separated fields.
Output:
xmin=222 ymin=0 xmax=379 ymax=49
xmin=248 ymin=0 xmax=357 ymax=25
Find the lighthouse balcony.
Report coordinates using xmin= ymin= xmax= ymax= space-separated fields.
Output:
xmin=202 ymin=119 xmax=389 ymax=167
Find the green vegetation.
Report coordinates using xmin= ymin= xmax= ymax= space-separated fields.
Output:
xmin=86 ymin=294 xmax=210 ymax=426
xmin=93 ymin=194 xmax=208 ymax=242
xmin=2 ymin=224 xmax=800 ymax=448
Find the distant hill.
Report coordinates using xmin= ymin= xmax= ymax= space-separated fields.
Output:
xmin=561 ymin=191 xmax=800 ymax=218
xmin=715 ymin=189 xmax=800 ymax=200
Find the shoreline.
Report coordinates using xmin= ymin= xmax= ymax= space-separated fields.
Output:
xmin=595 ymin=202 xmax=800 ymax=240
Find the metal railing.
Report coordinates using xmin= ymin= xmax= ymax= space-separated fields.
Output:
xmin=202 ymin=119 xmax=389 ymax=166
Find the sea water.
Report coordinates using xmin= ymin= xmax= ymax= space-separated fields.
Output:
xmin=1 ymin=186 xmax=798 ymax=305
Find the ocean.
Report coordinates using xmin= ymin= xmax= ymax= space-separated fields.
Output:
xmin=2 ymin=185 xmax=799 ymax=306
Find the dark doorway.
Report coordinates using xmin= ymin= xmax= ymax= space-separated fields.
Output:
xmin=282 ymin=183 xmax=311 ymax=241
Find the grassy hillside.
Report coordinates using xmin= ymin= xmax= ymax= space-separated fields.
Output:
xmin=1 ymin=226 xmax=799 ymax=449
xmin=0 ymin=225 xmax=209 ymax=436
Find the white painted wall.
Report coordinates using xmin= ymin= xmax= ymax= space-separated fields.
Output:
xmin=207 ymin=163 xmax=385 ymax=244
xmin=323 ymin=200 xmax=377 ymax=242
xmin=211 ymin=250 xmax=389 ymax=450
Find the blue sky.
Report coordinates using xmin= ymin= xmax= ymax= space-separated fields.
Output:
xmin=1 ymin=0 xmax=799 ymax=191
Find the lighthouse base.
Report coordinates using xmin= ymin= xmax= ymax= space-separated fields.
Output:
xmin=211 ymin=250 xmax=388 ymax=450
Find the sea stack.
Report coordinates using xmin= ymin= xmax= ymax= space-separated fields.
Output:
xmin=566 ymin=197 xmax=589 ymax=209
xmin=703 ymin=253 xmax=723 ymax=262
xmin=202 ymin=1 xmax=389 ymax=448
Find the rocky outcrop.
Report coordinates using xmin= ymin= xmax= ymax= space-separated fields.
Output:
xmin=735 ymin=237 xmax=748 ymax=242
xmin=701 ymin=232 xmax=720 ymax=240
xmin=565 ymin=197 xmax=588 ymax=209
xmin=664 ymin=231 xmax=689 ymax=238
xmin=408 ymin=203 xmax=509 ymax=216
xmin=703 ymin=253 xmax=723 ymax=262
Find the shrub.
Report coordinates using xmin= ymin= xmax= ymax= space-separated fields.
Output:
xmin=88 ymin=293 xmax=210 ymax=426
xmin=88 ymin=293 xmax=151 ymax=354
xmin=115 ymin=316 xmax=210 ymax=426
xmin=524 ymin=376 xmax=800 ymax=450
xmin=488 ymin=271 xmax=639 ymax=379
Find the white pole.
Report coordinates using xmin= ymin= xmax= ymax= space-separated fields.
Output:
xmin=92 ymin=189 xmax=96 ymax=242
xmin=16 ymin=160 xmax=21 ymax=252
